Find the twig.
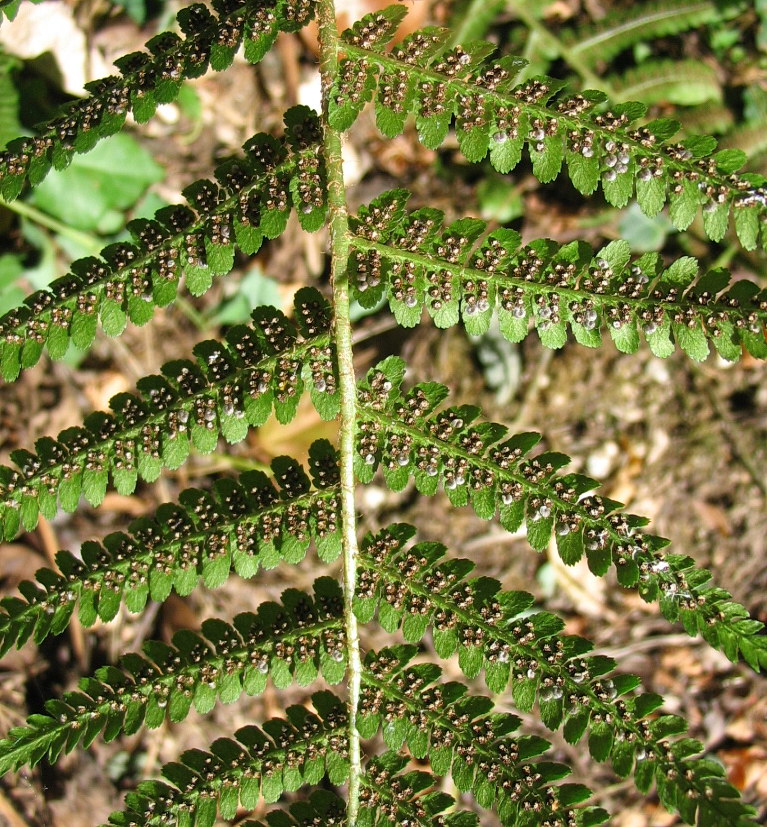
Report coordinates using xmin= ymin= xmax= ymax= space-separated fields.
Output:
xmin=351 ymin=315 xmax=400 ymax=345
xmin=0 ymin=788 xmax=29 ymax=827
xmin=506 ymin=0 xmax=620 ymax=99
xmin=591 ymin=632 xmax=700 ymax=660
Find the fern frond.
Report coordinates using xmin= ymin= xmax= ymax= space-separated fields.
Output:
xmin=608 ymin=59 xmax=721 ymax=107
xmin=355 ymin=526 xmax=758 ymax=827
xmin=109 ymin=742 xmax=476 ymax=827
xmin=361 ymin=645 xmax=609 ymax=826
xmin=233 ymin=790 xmax=348 ymax=827
xmin=332 ymin=10 xmax=767 ymax=249
xmin=0 ymin=581 xmax=345 ymax=775
xmin=356 ymin=359 xmax=767 ymax=673
xmin=561 ymin=0 xmax=719 ymax=67
xmin=0 ymin=107 xmax=324 ymax=382
xmin=350 ymin=190 xmax=767 ymax=361
xmin=0 ymin=4 xmax=761 ymax=823
xmin=361 ymin=753 xmax=480 ymax=827
xmin=0 ymin=0 xmax=318 ymax=201
xmin=0 ymin=287 xmax=337 ymax=540
xmin=0 ymin=441 xmax=340 ymax=654
xmin=103 ymin=692 xmax=347 ymax=826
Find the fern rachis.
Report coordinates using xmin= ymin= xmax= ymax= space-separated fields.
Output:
xmin=0 ymin=1 xmax=764 ymax=825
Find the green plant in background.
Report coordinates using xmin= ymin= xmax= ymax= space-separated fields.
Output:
xmin=470 ymin=0 xmax=767 ymax=172
xmin=454 ymin=0 xmax=767 ymax=249
xmin=543 ymin=0 xmax=726 ymax=103
xmin=0 ymin=1 xmax=765 ymax=825
xmin=0 ymin=41 xmax=167 ymax=338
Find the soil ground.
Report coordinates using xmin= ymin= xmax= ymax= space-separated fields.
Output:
xmin=0 ymin=3 xmax=765 ymax=825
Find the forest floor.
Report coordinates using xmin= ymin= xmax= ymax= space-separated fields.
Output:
xmin=0 ymin=2 xmax=765 ymax=825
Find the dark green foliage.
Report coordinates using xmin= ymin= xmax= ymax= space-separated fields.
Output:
xmin=359 ymin=753 xmax=481 ymax=827
xmin=0 ymin=441 xmax=341 ymax=657
xmin=356 ymin=357 xmax=767 ymax=672
xmin=0 ymin=582 xmax=346 ymax=776
xmin=361 ymin=645 xmax=610 ymax=825
xmin=106 ymin=694 xmax=349 ymax=826
xmin=350 ymin=190 xmax=767 ymax=360
xmin=236 ymin=790 xmax=348 ymax=827
xmin=0 ymin=287 xmax=338 ymax=540
xmin=0 ymin=0 xmax=317 ymax=201
xmin=0 ymin=107 xmax=325 ymax=383
xmin=0 ymin=3 xmax=764 ymax=827
xmin=355 ymin=529 xmax=754 ymax=824
xmin=331 ymin=10 xmax=767 ymax=249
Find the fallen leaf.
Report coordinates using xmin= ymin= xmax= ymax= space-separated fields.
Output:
xmin=692 ymin=499 xmax=732 ymax=536
xmin=719 ymin=745 xmax=767 ymax=793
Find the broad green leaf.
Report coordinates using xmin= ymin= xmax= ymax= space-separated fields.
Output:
xmin=30 ymin=135 xmax=163 ymax=233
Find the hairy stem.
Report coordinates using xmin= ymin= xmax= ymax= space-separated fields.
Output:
xmin=316 ymin=1 xmax=362 ymax=822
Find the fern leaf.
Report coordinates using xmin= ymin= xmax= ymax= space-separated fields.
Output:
xmin=362 ymin=753 xmax=480 ymax=827
xmin=562 ymin=0 xmax=720 ymax=67
xmin=356 ymin=359 xmax=767 ymax=673
xmin=0 ymin=0 xmax=318 ymax=200
xmin=349 ymin=191 xmax=767 ymax=361
xmin=204 ymin=783 xmax=473 ymax=827
xmin=608 ymin=59 xmax=722 ymax=107
xmin=103 ymin=693 xmax=347 ymax=826
xmin=0 ymin=583 xmax=345 ymax=775
xmin=233 ymin=791 xmax=348 ymax=827
xmin=0 ymin=108 xmax=324 ymax=382
xmin=0 ymin=4 xmax=761 ymax=824
xmin=0 ymin=441 xmax=341 ymax=654
xmin=333 ymin=13 xmax=767 ymax=249
xmin=362 ymin=645 xmax=609 ymax=825
xmin=107 ymin=745 xmax=477 ymax=827
xmin=0 ymin=287 xmax=337 ymax=541
xmin=356 ymin=526 xmax=759 ymax=826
